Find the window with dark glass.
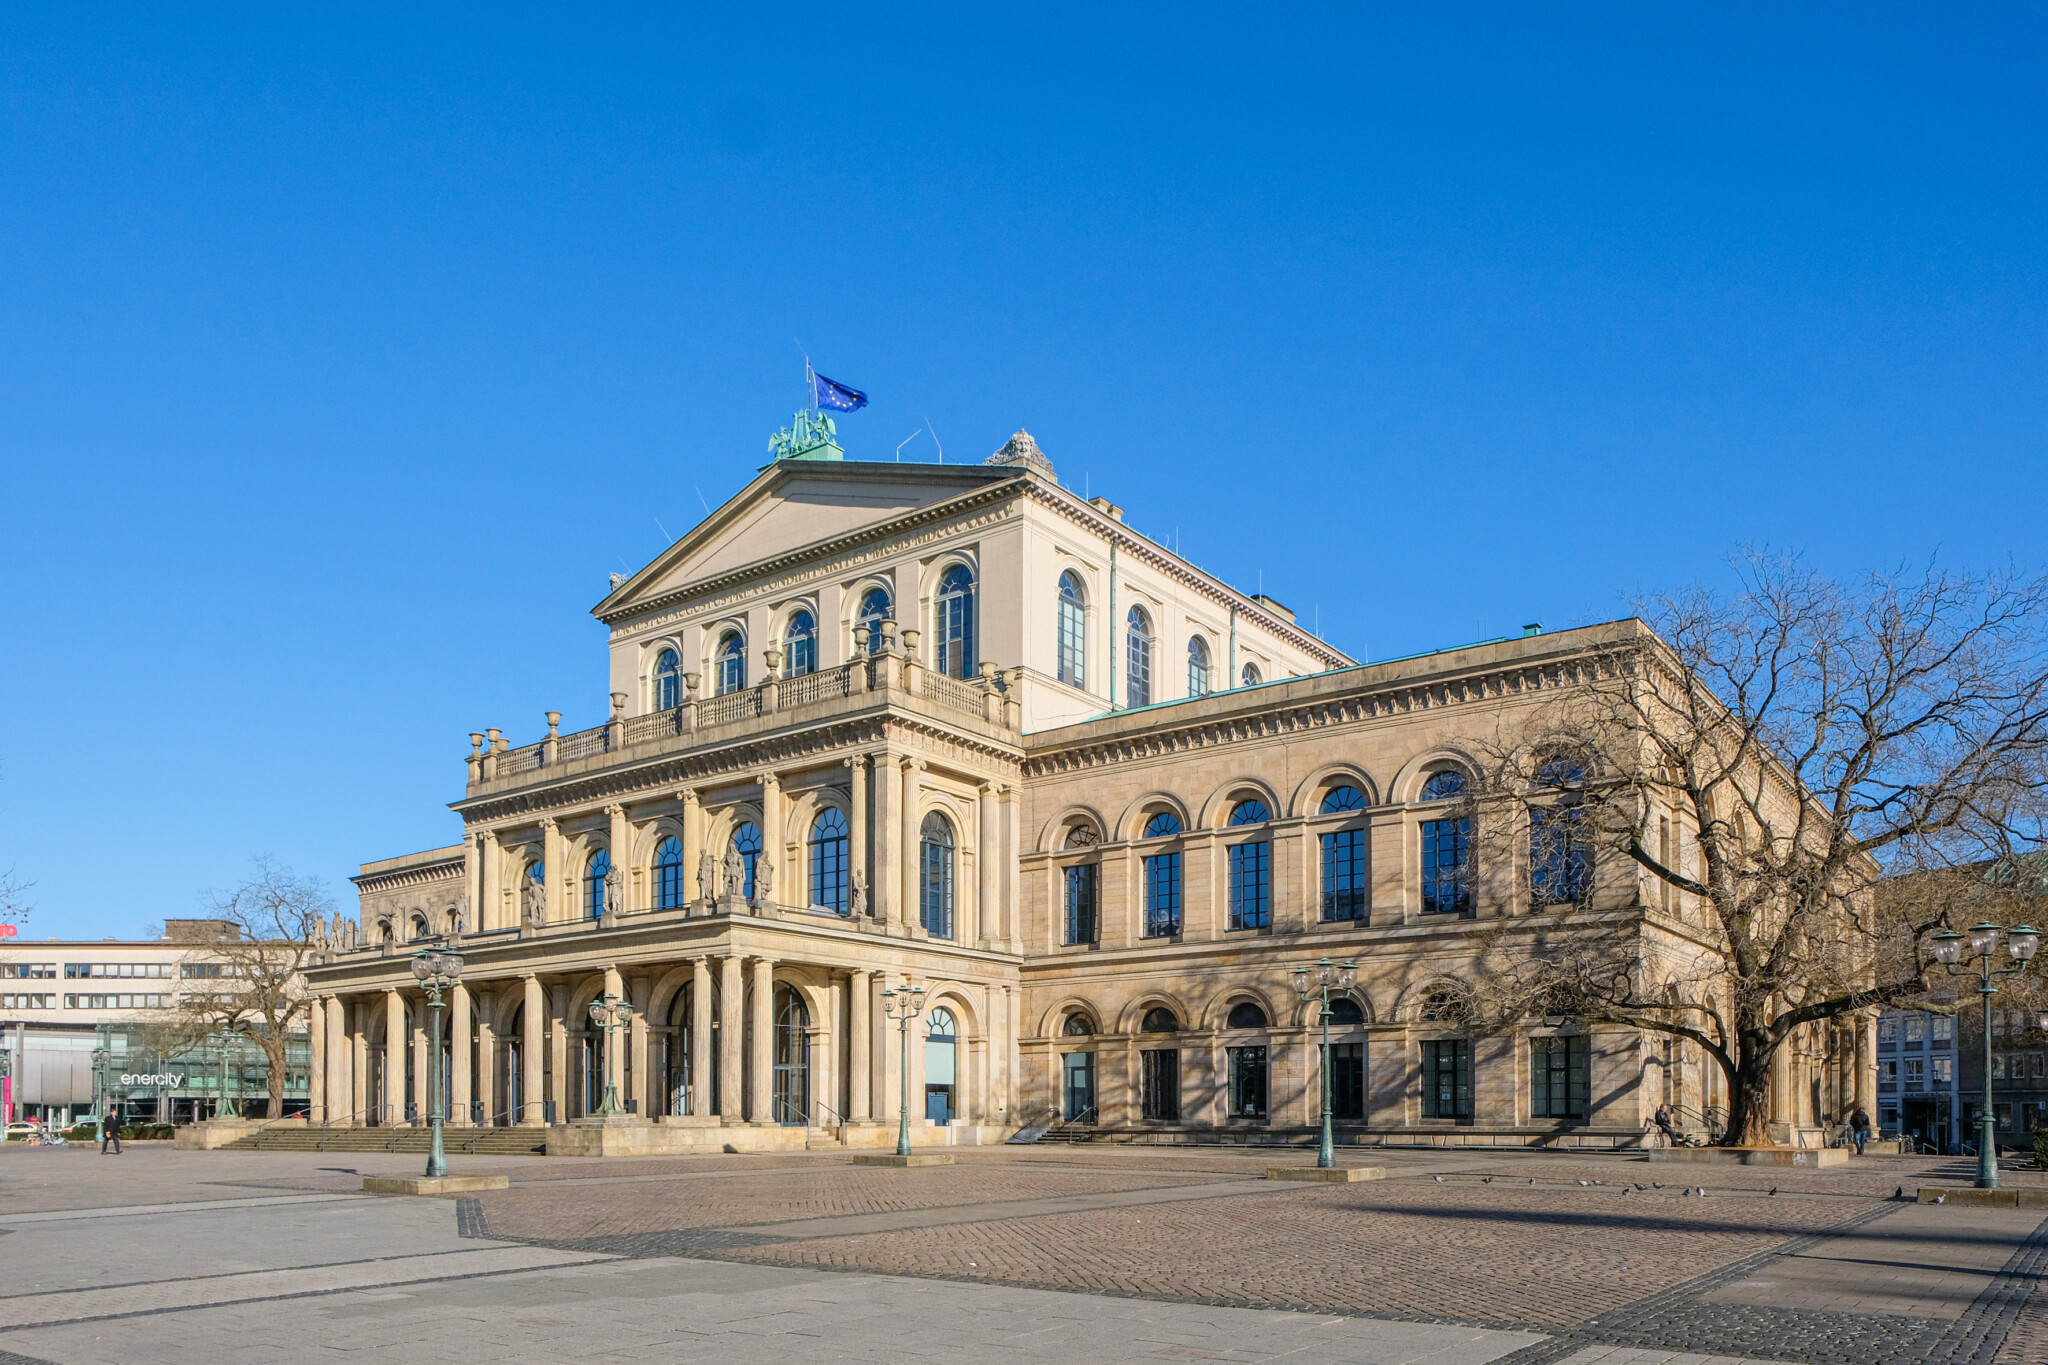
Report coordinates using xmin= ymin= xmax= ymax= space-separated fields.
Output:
xmin=1322 ymin=785 xmax=1366 ymax=814
xmin=654 ymin=648 xmax=681 ymax=710
xmin=935 ymin=565 xmax=976 ymax=679
xmin=1141 ymin=1047 xmax=1180 ymax=1121
xmin=714 ymin=631 xmax=746 ymax=695
xmin=730 ymin=822 xmax=762 ymax=901
xmin=1227 ymin=1001 xmax=1269 ymax=1029
xmin=1143 ymin=810 xmax=1182 ymax=838
xmin=1422 ymin=815 xmax=1472 ymax=914
xmin=809 ymin=808 xmax=849 ymax=913
xmin=1330 ymin=1041 xmax=1366 ymax=1120
xmin=1143 ymin=849 xmax=1182 ymax=937
xmin=1057 ymin=571 xmax=1086 ymax=686
xmin=783 ymin=610 xmax=817 ymax=676
xmin=1422 ymin=1039 xmax=1473 ymax=1120
xmin=1240 ymin=662 xmax=1262 ymax=687
xmin=1228 ymin=1046 xmax=1268 ymax=1117
xmin=1420 ymin=769 xmax=1466 ymax=802
xmin=1063 ymin=863 xmax=1098 ymax=944
xmin=1187 ymin=636 xmax=1211 ymax=697
xmin=857 ymin=588 xmax=891 ymax=654
xmin=656 ymin=836 xmax=686 ymax=910
xmin=1062 ymin=1012 xmax=1095 ymax=1036
xmin=1530 ymin=805 xmax=1592 ymax=906
xmin=1126 ymin=608 xmax=1153 ymax=707
xmin=1062 ymin=1050 xmax=1096 ymax=1120
xmin=920 ymin=812 xmax=956 ymax=938
xmin=585 ymin=848 xmax=611 ymax=919
xmin=1227 ymin=799 xmax=1271 ymax=930
xmin=1322 ymin=826 xmax=1366 ymax=922
xmin=1531 ymin=1035 xmax=1590 ymax=1119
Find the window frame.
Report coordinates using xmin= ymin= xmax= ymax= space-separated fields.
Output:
xmin=1187 ymin=635 xmax=1211 ymax=698
xmin=1063 ymin=862 xmax=1098 ymax=945
xmin=856 ymin=588 xmax=892 ymax=654
xmin=1529 ymin=1033 xmax=1590 ymax=1121
xmin=1421 ymin=814 xmax=1473 ymax=915
xmin=934 ymin=564 xmax=977 ymax=681
xmin=654 ymin=648 xmax=681 ymax=711
xmin=585 ymin=848 xmax=611 ymax=920
xmin=655 ymin=836 xmax=686 ymax=910
xmin=808 ymin=807 xmax=850 ymax=914
xmin=714 ymin=630 xmax=747 ymax=695
xmin=1125 ymin=606 xmax=1153 ymax=707
xmin=1421 ymin=1038 xmax=1474 ymax=1122
xmin=919 ymin=811 xmax=956 ymax=939
xmin=783 ymin=609 xmax=817 ymax=677
xmin=1056 ymin=571 xmax=1086 ymax=687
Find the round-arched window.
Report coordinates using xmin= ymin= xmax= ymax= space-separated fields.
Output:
xmin=1535 ymin=756 xmax=1588 ymax=789
xmin=654 ymin=648 xmax=681 ymax=711
xmin=1057 ymin=571 xmax=1086 ymax=686
xmin=1419 ymin=990 xmax=1466 ymax=1023
xmin=1141 ymin=1006 xmax=1179 ymax=1033
xmin=1321 ymin=784 xmax=1366 ymax=813
xmin=1240 ymin=662 xmax=1263 ymax=687
xmin=655 ymin=836 xmax=685 ymax=910
xmin=857 ymin=588 xmax=892 ymax=654
xmin=935 ymin=565 xmax=976 ymax=679
xmin=1062 ymin=1013 xmax=1095 ymax=1036
xmin=1421 ymin=770 xmax=1467 ymax=802
xmin=730 ymin=822 xmax=762 ymax=901
xmin=927 ymin=1006 xmax=957 ymax=1040
xmin=1187 ymin=636 xmax=1211 ymax=698
xmin=1328 ymin=998 xmax=1365 ymax=1026
xmin=1126 ymin=607 xmax=1153 ymax=707
xmin=714 ymin=631 xmax=746 ymax=695
xmin=1142 ymin=810 xmax=1182 ymax=839
xmin=585 ymin=848 xmax=611 ymax=920
xmin=1229 ymin=798 xmax=1270 ymax=826
xmin=809 ymin=808 xmax=849 ymax=913
xmin=919 ymin=811 xmax=956 ymax=939
xmin=783 ymin=610 xmax=817 ymax=677
xmin=1226 ymin=1001 xmax=1269 ymax=1029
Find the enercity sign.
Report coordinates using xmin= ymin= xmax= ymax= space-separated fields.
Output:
xmin=118 ymin=1073 xmax=182 ymax=1087
xmin=0 ymin=924 xmax=16 ymax=938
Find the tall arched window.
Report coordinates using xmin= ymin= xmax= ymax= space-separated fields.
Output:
xmin=1321 ymin=785 xmax=1368 ymax=922
xmin=919 ymin=811 xmax=956 ymax=938
xmin=809 ymin=808 xmax=849 ymax=914
xmin=783 ymin=610 xmax=817 ymax=677
xmin=730 ymin=822 xmax=762 ymax=902
xmin=1126 ymin=607 xmax=1153 ymax=708
xmin=654 ymin=649 xmax=681 ymax=711
xmin=773 ymin=986 xmax=810 ymax=1125
xmin=935 ymin=565 xmax=976 ymax=679
xmin=857 ymin=588 xmax=891 ymax=654
xmin=1240 ymin=662 xmax=1263 ymax=687
xmin=585 ymin=848 xmax=611 ymax=920
xmin=1056 ymin=571 xmax=1086 ymax=686
xmin=1227 ymin=799 xmax=1271 ymax=931
xmin=1187 ymin=636 xmax=1211 ymax=698
xmin=714 ymin=631 xmax=746 ymax=695
xmin=925 ymin=1005 xmax=958 ymax=1124
xmin=655 ymin=836 xmax=686 ymax=910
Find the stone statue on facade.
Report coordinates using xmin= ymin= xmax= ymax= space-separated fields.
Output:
xmin=752 ymin=854 xmax=774 ymax=909
xmin=697 ymin=846 xmax=718 ymax=903
xmin=340 ymin=916 xmax=358 ymax=951
xmin=309 ymin=915 xmax=330 ymax=951
xmin=448 ymin=907 xmax=465 ymax=939
xmin=722 ymin=845 xmax=745 ymax=902
xmin=604 ymin=866 xmax=622 ymax=917
xmin=850 ymin=869 xmax=867 ymax=918
xmin=523 ymin=876 xmax=546 ymax=928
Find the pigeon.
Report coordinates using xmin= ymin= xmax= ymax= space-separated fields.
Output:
xmin=1529 ymin=1178 xmax=1537 ymax=1185
xmin=1579 ymin=1180 xmax=1592 ymax=1186
xmin=1768 ymin=1187 xmax=1778 ymax=1197
xmin=1933 ymin=1194 xmax=1946 ymax=1204
xmin=1696 ymin=1187 xmax=1708 ymax=1197
xmin=1633 ymin=1183 xmax=1647 ymax=1191
xmin=1895 ymin=1186 xmax=1905 ymax=1200
xmin=1433 ymin=1175 xmax=1445 ymax=1183
xmin=1593 ymin=1179 xmax=1605 ymax=1186
xmin=1622 ymin=1187 xmax=1634 ymax=1195
xmin=1482 ymin=1176 xmax=1494 ymax=1185
xmin=1681 ymin=1187 xmax=1694 ymax=1197
xmin=1652 ymin=1181 xmax=1666 ymax=1189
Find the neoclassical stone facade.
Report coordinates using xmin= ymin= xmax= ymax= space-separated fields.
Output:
xmin=302 ymin=428 xmax=1871 ymax=1152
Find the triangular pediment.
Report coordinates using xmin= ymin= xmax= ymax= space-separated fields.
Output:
xmin=596 ymin=461 xmax=1015 ymax=622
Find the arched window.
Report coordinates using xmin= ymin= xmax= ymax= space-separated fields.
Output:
xmin=925 ymin=1006 xmax=958 ymax=1124
xmin=1187 ymin=636 xmax=1211 ymax=698
xmin=655 ymin=836 xmax=686 ymax=910
xmin=1141 ymin=1006 xmax=1180 ymax=1033
xmin=730 ymin=822 xmax=762 ymax=902
xmin=654 ymin=648 xmax=681 ymax=711
xmin=1418 ymin=990 xmax=1466 ymax=1023
xmin=1535 ymin=755 xmax=1589 ymax=789
xmin=1056 ymin=571 xmax=1086 ymax=686
xmin=1227 ymin=799 xmax=1272 ymax=931
xmin=856 ymin=588 xmax=891 ymax=654
xmin=1062 ymin=1012 xmax=1095 ymax=1036
xmin=783 ymin=610 xmax=817 ymax=677
xmin=410 ymin=913 xmax=429 ymax=941
xmin=714 ymin=631 xmax=746 ymax=695
xmin=1421 ymin=770 xmax=1467 ymax=802
xmin=1125 ymin=607 xmax=1153 ymax=707
xmin=1142 ymin=810 xmax=1182 ymax=838
xmin=1240 ymin=662 xmax=1262 ymax=687
xmin=1321 ymin=785 xmax=1366 ymax=814
xmin=919 ymin=811 xmax=956 ymax=938
xmin=773 ymin=986 xmax=810 ymax=1125
xmin=1328 ymin=997 xmax=1365 ymax=1026
xmin=809 ymin=808 xmax=849 ymax=914
xmin=935 ymin=565 xmax=976 ymax=680
xmin=585 ymin=848 xmax=611 ymax=920
xmin=1226 ymin=1001 xmax=1269 ymax=1029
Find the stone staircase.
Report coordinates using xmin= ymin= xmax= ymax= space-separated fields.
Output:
xmin=227 ymin=1126 xmax=546 ymax=1156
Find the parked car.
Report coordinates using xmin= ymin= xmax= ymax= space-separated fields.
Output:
xmin=4 ymin=1121 xmax=37 ymax=1139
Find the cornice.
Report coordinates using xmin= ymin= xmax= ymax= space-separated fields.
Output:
xmin=349 ymin=858 xmax=465 ymax=892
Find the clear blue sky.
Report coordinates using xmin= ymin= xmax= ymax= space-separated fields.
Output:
xmin=4 ymin=6 xmax=2044 ymax=939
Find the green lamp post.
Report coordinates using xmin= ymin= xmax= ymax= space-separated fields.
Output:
xmin=1292 ymin=958 xmax=1357 ymax=1169
xmin=881 ymin=984 xmax=928 ymax=1157
xmin=410 ymin=944 xmax=465 ymax=1179
xmin=1930 ymin=922 xmax=2039 ymax=1190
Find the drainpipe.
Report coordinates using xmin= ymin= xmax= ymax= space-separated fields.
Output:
xmin=1107 ymin=542 xmax=1118 ymax=710
xmin=1228 ymin=605 xmax=1238 ymax=690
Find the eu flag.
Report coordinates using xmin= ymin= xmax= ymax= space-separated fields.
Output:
xmin=811 ymin=370 xmax=869 ymax=412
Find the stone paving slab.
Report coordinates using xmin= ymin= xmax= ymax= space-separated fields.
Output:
xmin=1704 ymin=1206 xmax=2046 ymax=1319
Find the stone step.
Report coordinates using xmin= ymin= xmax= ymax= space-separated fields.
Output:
xmin=226 ymin=1128 xmax=546 ymax=1156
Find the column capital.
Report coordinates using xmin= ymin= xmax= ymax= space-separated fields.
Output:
xmin=902 ymin=754 xmax=925 ymax=773
xmin=757 ymin=769 xmax=781 ymax=789
xmin=848 ymin=752 xmax=869 ymax=773
xmin=680 ymin=785 xmax=700 ymax=806
xmin=540 ymin=815 xmax=559 ymax=831
xmin=978 ymin=780 xmax=997 ymax=796
xmin=479 ymin=827 xmax=500 ymax=846
xmin=604 ymin=802 xmax=625 ymax=818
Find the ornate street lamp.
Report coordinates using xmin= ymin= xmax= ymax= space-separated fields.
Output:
xmin=1931 ymin=922 xmax=2039 ymax=1189
xmin=411 ymin=945 xmax=466 ymax=1179
xmin=1292 ymin=958 xmax=1358 ymax=1168
xmin=586 ymin=993 xmax=635 ymax=1116
xmin=881 ymin=984 xmax=928 ymax=1157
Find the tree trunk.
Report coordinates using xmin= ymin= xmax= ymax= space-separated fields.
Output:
xmin=263 ymin=1036 xmax=288 ymax=1119
xmin=1722 ymin=1034 xmax=1777 ymax=1147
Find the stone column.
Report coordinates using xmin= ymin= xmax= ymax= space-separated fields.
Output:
xmin=628 ymin=974 xmax=650 ymax=1115
xmin=326 ymin=994 xmax=349 ymax=1125
xmin=521 ymin=976 xmax=545 ymax=1125
xmin=681 ymin=787 xmax=703 ymax=905
xmin=874 ymin=749 xmax=899 ymax=930
xmin=977 ymin=783 xmax=1000 ymax=948
xmin=479 ymin=830 xmax=500 ymax=931
xmin=542 ymin=817 xmax=564 ymax=923
xmin=691 ymin=957 xmax=713 ymax=1117
xmin=548 ymin=983 xmax=568 ymax=1121
xmin=849 ymin=969 xmax=872 ymax=1121
xmin=1003 ymin=785 xmax=1021 ymax=948
xmin=450 ymin=983 xmax=473 ymax=1125
xmin=901 ymin=757 xmax=924 ymax=932
xmin=750 ymin=957 xmax=776 ymax=1122
xmin=350 ymin=999 xmax=368 ymax=1128
xmin=379 ymin=989 xmax=405 ymax=1125
xmin=849 ymin=756 xmax=869 ymax=915
xmin=759 ymin=771 xmax=783 ymax=908
xmin=717 ymin=955 xmax=745 ymax=1122
xmin=608 ymin=804 xmax=633 ymax=910
xmin=476 ymin=1006 xmax=497 ymax=1125
xmin=411 ymin=997 xmax=430 ymax=1124
xmin=602 ymin=965 xmax=625 ymax=1104
xmin=308 ymin=997 xmax=327 ymax=1125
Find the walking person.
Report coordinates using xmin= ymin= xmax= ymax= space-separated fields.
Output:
xmin=101 ymin=1114 xmax=123 ymax=1154
xmin=1849 ymin=1105 xmax=1872 ymax=1157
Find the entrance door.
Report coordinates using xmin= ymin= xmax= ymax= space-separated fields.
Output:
xmin=1062 ymin=1052 xmax=1096 ymax=1121
xmin=925 ymin=1007 xmax=957 ymax=1125
xmin=1903 ymin=1098 xmax=1939 ymax=1153
xmin=772 ymin=987 xmax=810 ymax=1125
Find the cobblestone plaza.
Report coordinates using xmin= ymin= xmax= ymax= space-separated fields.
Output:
xmin=2 ymin=1144 xmax=2042 ymax=1364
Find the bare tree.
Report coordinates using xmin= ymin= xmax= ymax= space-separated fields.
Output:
xmin=1461 ymin=554 xmax=2048 ymax=1147
xmin=0 ymin=866 xmax=31 ymax=930
xmin=166 ymin=859 xmax=330 ymax=1119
